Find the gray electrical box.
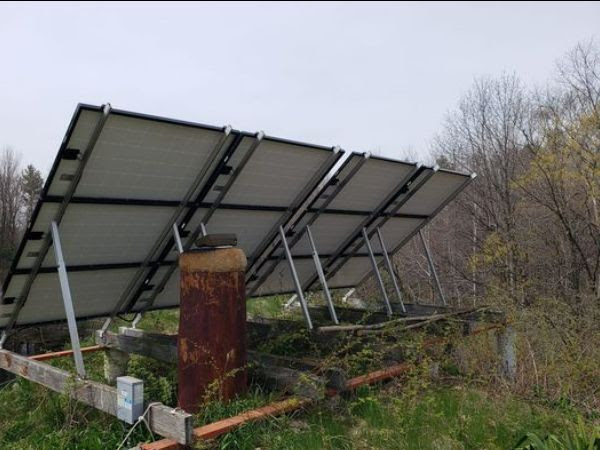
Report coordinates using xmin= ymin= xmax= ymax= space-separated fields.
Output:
xmin=117 ymin=376 xmax=144 ymax=424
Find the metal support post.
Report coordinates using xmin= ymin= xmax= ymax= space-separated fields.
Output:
xmin=131 ymin=313 xmax=142 ymax=329
xmin=283 ymin=294 xmax=298 ymax=309
xmin=172 ymin=223 xmax=184 ymax=254
xmin=418 ymin=229 xmax=446 ymax=306
xmin=306 ymin=225 xmax=338 ymax=324
xmin=375 ymin=227 xmax=406 ymax=313
xmin=279 ymin=226 xmax=313 ymax=330
xmin=50 ymin=221 xmax=86 ymax=378
xmin=362 ymin=227 xmax=393 ymax=317
xmin=0 ymin=331 xmax=6 ymax=349
xmin=342 ymin=288 xmax=356 ymax=304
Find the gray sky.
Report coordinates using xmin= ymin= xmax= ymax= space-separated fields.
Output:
xmin=1 ymin=1 xmax=599 ymax=175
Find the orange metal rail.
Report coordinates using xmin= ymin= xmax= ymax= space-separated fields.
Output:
xmin=29 ymin=345 xmax=105 ymax=361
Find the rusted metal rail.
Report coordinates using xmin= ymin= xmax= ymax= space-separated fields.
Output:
xmin=29 ymin=344 xmax=106 ymax=361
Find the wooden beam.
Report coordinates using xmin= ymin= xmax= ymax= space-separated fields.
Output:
xmin=0 ymin=349 xmax=193 ymax=445
xmin=140 ymin=397 xmax=312 ymax=450
xmin=249 ymin=363 xmax=324 ymax=400
xmin=29 ymin=345 xmax=105 ymax=361
xmin=97 ymin=328 xmax=177 ymax=364
xmin=249 ymin=351 xmax=347 ymax=392
xmin=98 ymin=329 xmax=340 ymax=396
xmin=137 ymin=322 xmax=508 ymax=449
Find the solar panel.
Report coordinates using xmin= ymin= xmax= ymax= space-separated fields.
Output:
xmin=0 ymin=104 xmax=474 ymax=330
xmin=248 ymin=156 xmax=474 ymax=298
xmin=248 ymin=154 xmax=426 ymax=296
xmin=318 ymin=169 xmax=475 ymax=290
xmin=0 ymin=104 xmax=343 ymax=328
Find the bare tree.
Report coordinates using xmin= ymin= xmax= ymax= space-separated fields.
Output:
xmin=518 ymin=41 xmax=600 ymax=299
xmin=432 ymin=73 xmax=530 ymax=303
xmin=0 ymin=147 xmax=24 ymax=278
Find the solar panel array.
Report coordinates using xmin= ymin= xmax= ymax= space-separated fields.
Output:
xmin=0 ymin=104 xmax=474 ymax=329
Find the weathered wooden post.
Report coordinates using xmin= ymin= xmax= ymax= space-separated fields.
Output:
xmin=178 ymin=242 xmax=247 ymax=413
xmin=497 ymin=325 xmax=517 ymax=381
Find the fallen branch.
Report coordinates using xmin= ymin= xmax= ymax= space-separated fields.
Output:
xmin=317 ymin=308 xmax=485 ymax=335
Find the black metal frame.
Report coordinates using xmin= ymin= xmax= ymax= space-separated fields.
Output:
xmin=1 ymin=102 xmax=475 ymax=330
xmin=354 ymin=172 xmax=476 ymax=287
xmin=300 ymin=163 xmax=428 ymax=292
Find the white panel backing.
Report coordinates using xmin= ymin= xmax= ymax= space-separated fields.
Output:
xmin=290 ymin=214 xmax=365 ymax=256
xmin=221 ymin=138 xmax=333 ymax=207
xmin=185 ymin=208 xmax=284 ymax=258
xmin=251 ymin=259 xmax=316 ymax=297
xmin=6 ymin=269 xmax=141 ymax=325
xmin=326 ymin=256 xmax=372 ymax=289
xmin=74 ymin=113 xmax=229 ymax=201
xmin=326 ymin=158 xmax=415 ymax=212
xmin=397 ymin=170 xmax=468 ymax=216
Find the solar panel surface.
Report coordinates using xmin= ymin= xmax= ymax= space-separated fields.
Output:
xmin=0 ymin=104 xmax=473 ymax=329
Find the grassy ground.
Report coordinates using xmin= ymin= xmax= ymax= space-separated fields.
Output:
xmin=0 ymin=373 xmax=593 ymax=449
xmin=0 ymin=306 xmax=597 ymax=449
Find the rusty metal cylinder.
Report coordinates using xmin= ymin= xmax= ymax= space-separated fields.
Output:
xmin=177 ymin=247 xmax=247 ymax=413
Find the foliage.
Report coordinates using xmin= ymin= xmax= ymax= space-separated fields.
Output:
xmin=513 ymin=419 xmax=599 ymax=450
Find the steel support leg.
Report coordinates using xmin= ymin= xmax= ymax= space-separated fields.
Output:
xmin=279 ymin=226 xmax=313 ymax=330
xmin=376 ymin=227 xmax=406 ymax=313
xmin=362 ymin=227 xmax=393 ymax=317
xmin=284 ymin=294 xmax=298 ymax=309
xmin=50 ymin=221 xmax=86 ymax=378
xmin=306 ymin=225 xmax=338 ymax=324
xmin=342 ymin=288 xmax=356 ymax=304
xmin=172 ymin=223 xmax=184 ymax=254
xmin=418 ymin=229 xmax=446 ymax=306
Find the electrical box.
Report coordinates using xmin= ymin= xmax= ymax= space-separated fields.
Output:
xmin=117 ymin=376 xmax=144 ymax=424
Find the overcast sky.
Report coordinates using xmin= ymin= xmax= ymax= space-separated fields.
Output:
xmin=1 ymin=1 xmax=599 ymax=174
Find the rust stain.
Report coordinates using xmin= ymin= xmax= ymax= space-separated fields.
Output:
xmin=178 ymin=255 xmax=247 ymax=413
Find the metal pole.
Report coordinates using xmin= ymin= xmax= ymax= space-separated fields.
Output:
xmin=342 ymin=288 xmax=356 ymax=304
xmin=306 ymin=225 xmax=338 ymax=324
xmin=50 ymin=221 xmax=86 ymax=378
xmin=172 ymin=223 xmax=184 ymax=254
xmin=362 ymin=227 xmax=393 ymax=317
xmin=283 ymin=294 xmax=298 ymax=309
xmin=131 ymin=313 xmax=142 ymax=329
xmin=418 ymin=229 xmax=446 ymax=306
xmin=375 ymin=227 xmax=406 ymax=313
xmin=279 ymin=226 xmax=313 ymax=330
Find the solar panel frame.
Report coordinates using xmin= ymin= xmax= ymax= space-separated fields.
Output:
xmin=130 ymin=136 xmax=344 ymax=314
xmin=1 ymin=105 xmax=344 ymax=329
xmin=0 ymin=103 xmax=474 ymax=330
xmin=313 ymin=165 xmax=437 ymax=288
xmin=299 ymin=159 xmax=428 ymax=293
xmin=248 ymin=154 xmax=424 ymax=297
xmin=245 ymin=152 xmax=367 ymax=294
xmin=326 ymin=169 xmax=475 ymax=290
xmin=108 ymin=131 xmax=256 ymax=318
